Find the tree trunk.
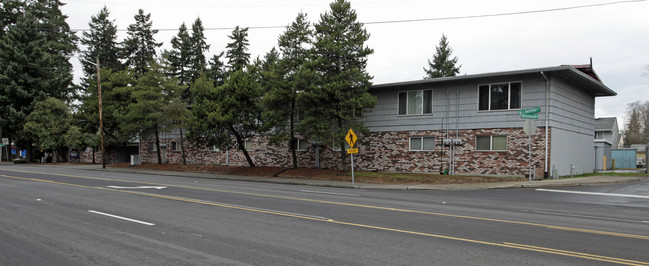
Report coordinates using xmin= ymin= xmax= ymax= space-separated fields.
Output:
xmin=338 ymin=118 xmax=348 ymax=172
xmin=155 ymin=130 xmax=162 ymax=164
xmin=290 ymin=100 xmax=297 ymax=169
xmin=230 ymin=125 xmax=255 ymax=167
xmin=180 ymin=128 xmax=187 ymax=165
xmin=26 ymin=140 xmax=32 ymax=163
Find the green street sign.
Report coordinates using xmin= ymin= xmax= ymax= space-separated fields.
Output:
xmin=519 ymin=107 xmax=541 ymax=115
xmin=521 ymin=113 xmax=539 ymax=119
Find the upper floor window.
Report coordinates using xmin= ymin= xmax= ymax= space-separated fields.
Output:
xmin=207 ymin=145 xmax=220 ymax=151
xmin=398 ymin=90 xmax=432 ymax=115
xmin=478 ymin=82 xmax=521 ymax=111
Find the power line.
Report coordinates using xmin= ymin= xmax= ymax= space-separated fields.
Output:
xmin=13 ymin=0 xmax=647 ymax=32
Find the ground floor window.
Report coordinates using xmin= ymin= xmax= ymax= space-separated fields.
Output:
xmin=244 ymin=140 xmax=252 ymax=151
xmin=410 ymin=137 xmax=435 ymax=151
xmin=476 ymin=135 xmax=507 ymax=151
xmin=149 ymin=142 xmax=157 ymax=152
xmin=292 ymin=139 xmax=307 ymax=151
xmin=207 ymin=145 xmax=219 ymax=151
xmin=171 ymin=141 xmax=182 ymax=151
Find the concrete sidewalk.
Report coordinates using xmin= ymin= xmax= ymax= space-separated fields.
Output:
xmin=9 ymin=163 xmax=649 ymax=190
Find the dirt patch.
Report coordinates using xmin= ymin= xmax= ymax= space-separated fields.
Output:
xmin=110 ymin=162 xmax=523 ymax=185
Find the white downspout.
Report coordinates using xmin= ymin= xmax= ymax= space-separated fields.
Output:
xmin=541 ymin=71 xmax=550 ymax=178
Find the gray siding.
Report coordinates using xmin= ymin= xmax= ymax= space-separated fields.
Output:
xmin=551 ymin=127 xmax=595 ymax=176
xmin=364 ymin=73 xmax=551 ymax=132
xmin=547 ymin=75 xmax=595 ymax=136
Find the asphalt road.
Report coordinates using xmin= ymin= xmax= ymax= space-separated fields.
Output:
xmin=1 ymin=165 xmax=648 ymax=265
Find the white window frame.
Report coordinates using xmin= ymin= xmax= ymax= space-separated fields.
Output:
xmin=477 ymin=81 xmax=522 ymax=111
xmin=475 ymin=135 xmax=508 ymax=151
xmin=244 ymin=140 xmax=252 ymax=151
xmin=171 ymin=141 xmax=181 ymax=151
xmin=409 ymin=137 xmax=435 ymax=151
xmin=207 ymin=145 xmax=220 ymax=151
xmin=294 ymin=139 xmax=307 ymax=151
xmin=398 ymin=89 xmax=433 ymax=116
xmin=149 ymin=142 xmax=157 ymax=152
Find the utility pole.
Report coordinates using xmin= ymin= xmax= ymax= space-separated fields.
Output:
xmin=83 ymin=57 xmax=105 ymax=169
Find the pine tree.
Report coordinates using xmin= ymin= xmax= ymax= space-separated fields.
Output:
xmin=80 ymin=6 xmax=122 ymax=81
xmin=187 ymin=28 xmax=263 ymax=167
xmin=122 ymin=9 xmax=162 ymax=78
xmin=302 ymin=0 xmax=376 ymax=171
xmin=0 ymin=0 xmax=25 ymax=37
xmin=0 ymin=0 xmax=77 ymax=161
xmin=423 ymin=34 xmax=461 ymax=79
xmin=206 ymin=52 xmax=227 ymax=87
xmin=188 ymin=17 xmax=209 ymax=84
xmin=163 ymin=22 xmax=192 ymax=86
xmin=122 ymin=61 xmax=182 ymax=164
xmin=262 ymin=12 xmax=313 ymax=168
xmin=225 ymin=26 xmax=250 ymax=73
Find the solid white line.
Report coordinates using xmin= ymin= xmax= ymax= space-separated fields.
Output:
xmin=88 ymin=210 xmax=155 ymax=226
xmin=535 ymin=188 xmax=649 ymax=199
xmin=106 ymin=186 xmax=167 ymax=190
xmin=300 ymin=190 xmax=360 ymax=197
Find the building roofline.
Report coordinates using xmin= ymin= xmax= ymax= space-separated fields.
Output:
xmin=372 ymin=65 xmax=617 ymax=97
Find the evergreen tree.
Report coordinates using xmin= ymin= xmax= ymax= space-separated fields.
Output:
xmin=80 ymin=6 xmax=122 ymax=81
xmin=0 ymin=0 xmax=25 ymax=36
xmin=206 ymin=52 xmax=227 ymax=87
xmin=187 ymin=65 xmax=264 ymax=168
xmin=188 ymin=17 xmax=209 ymax=84
xmin=0 ymin=0 xmax=77 ymax=161
xmin=163 ymin=22 xmax=192 ymax=86
xmin=225 ymin=26 xmax=250 ymax=72
xmin=302 ymin=0 xmax=376 ymax=171
xmin=123 ymin=9 xmax=162 ymax=78
xmin=122 ymin=61 xmax=182 ymax=164
xmin=75 ymin=68 xmax=135 ymax=150
xmin=262 ymin=12 xmax=313 ymax=168
xmin=423 ymin=34 xmax=461 ymax=79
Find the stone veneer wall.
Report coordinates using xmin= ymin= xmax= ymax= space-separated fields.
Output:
xmin=108 ymin=128 xmax=549 ymax=176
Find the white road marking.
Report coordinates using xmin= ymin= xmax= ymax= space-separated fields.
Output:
xmin=106 ymin=185 xmax=167 ymax=190
xmin=300 ymin=190 xmax=359 ymax=197
xmin=535 ymin=188 xmax=649 ymax=199
xmin=88 ymin=210 xmax=155 ymax=226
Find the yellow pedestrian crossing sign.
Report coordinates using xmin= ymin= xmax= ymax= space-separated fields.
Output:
xmin=345 ymin=128 xmax=357 ymax=148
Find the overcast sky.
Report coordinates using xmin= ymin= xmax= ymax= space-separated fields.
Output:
xmin=61 ymin=0 xmax=649 ymax=130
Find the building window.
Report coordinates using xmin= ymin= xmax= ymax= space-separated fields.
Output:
xmin=476 ymin=135 xmax=507 ymax=151
xmin=478 ymin=82 xmax=521 ymax=111
xmin=398 ymin=90 xmax=433 ymax=115
xmin=410 ymin=137 xmax=435 ymax=151
xmin=595 ymin=131 xmax=605 ymax=140
xmin=244 ymin=140 xmax=252 ymax=151
xmin=332 ymin=141 xmax=351 ymax=151
xmin=149 ymin=142 xmax=157 ymax=152
xmin=292 ymin=139 xmax=307 ymax=151
xmin=207 ymin=145 xmax=220 ymax=151
xmin=171 ymin=141 xmax=182 ymax=151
